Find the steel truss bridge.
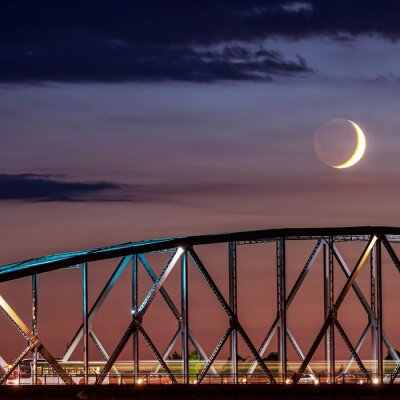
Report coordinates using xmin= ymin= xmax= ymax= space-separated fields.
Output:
xmin=1 ymin=226 xmax=400 ymax=386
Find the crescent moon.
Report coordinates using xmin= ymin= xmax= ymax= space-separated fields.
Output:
xmin=333 ymin=120 xmax=366 ymax=169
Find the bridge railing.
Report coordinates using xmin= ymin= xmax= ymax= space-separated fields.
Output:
xmin=4 ymin=372 xmax=400 ymax=385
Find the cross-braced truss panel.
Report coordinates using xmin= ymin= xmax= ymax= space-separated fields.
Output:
xmin=1 ymin=227 xmax=400 ymax=385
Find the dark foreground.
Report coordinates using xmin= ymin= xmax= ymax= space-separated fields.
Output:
xmin=1 ymin=384 xmax=400 ymax=400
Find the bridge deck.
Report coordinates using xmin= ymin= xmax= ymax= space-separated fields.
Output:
xmin=0 ymin=384 xmax=399 ymax=400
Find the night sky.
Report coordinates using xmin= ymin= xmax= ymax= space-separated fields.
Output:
xmin=1 ymin=1 xmax=400 ymax=365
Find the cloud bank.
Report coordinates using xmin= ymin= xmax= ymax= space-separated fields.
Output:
xmin=2 ymin=0 xmax=398 ymax=82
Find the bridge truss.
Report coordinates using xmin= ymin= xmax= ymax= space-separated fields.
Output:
xmin=1 ymin=226 xmax=400 ymax=385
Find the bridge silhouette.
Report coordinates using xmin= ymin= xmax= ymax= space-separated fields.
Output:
xmin=1 ymin=226 xmax=400 ymax=386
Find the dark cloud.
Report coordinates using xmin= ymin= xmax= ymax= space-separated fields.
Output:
xmin=0 ymin=0 xmax=400 ymax=82
xmin=5 ymin=0 xmax=400 ymax=82
xmin=0 ymin=174 xmax=127 ymax=202
xmin=0 ymin=40 xmax=311 ymax=83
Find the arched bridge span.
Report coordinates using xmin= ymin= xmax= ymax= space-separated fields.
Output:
xmin=1 ymin=226 xmax=400 ymax=386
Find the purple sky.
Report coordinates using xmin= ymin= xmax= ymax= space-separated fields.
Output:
xmin=1 ymin=1 xmax=400 ymax=367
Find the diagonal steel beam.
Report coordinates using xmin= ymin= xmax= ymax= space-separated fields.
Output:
xmin=248 ymin=240 xmax=322 ymax=374
xmin=139 ymin=254 xmax=180 ymax=319
xmin=391 ymin=359 xmax=400 ymax=383
xmin=137 ymin=249 xmax=183 ymax=316
xmin=331 ymin=241 xmax=399 ymax=362
xmin=291 ymin=236 xmax=377 ymax=384
xmin=0 ymin=356 xmax=7 ymax=371
xmin=97 ymin=319 xmax=136 ymax=384
xmin=382 ymin=236 xmax=400 ymax=273
xmin=97 ymin=249 xmax=182 ymax=383
xmin=154 ymin=327 xmax=218 ymax=375
xmin=286 ymin=240 xmax=322 ymax=307
xmin=330 ymin=242 xmax=371 ymax=314
xmin=0 ymin=294 xmax=74 ymax=385
xmin=89 ymin=330 xmax=120 ymax=374
xmin=189 ymin=247 xmax=275 ymax=383
xmin=343 ymin=322 xmax=371 ymax=374
xmin=237 ymin=324 xmax=275 ymax=383
xmin=248 ymin=318 xmax=277 ymax=374
xmin=140 ymin=254 xmax=218 ymax=374
xmin=188 ymin=330 xmax=218 ymax=374
xmin=335 ymin=319 xmax=370 ymax=380
xmin=138 ymin=325 xmax=177 ymax=384
xmin=63 ymin=256 xmax=131 ymax=361
xmin=0 ymin=345 xmax=34 ymax=385
xmin=287 ymin=328 xmax=315 ymax=376
xmin=155 ymin=326 xmax=181 ymax=374
xmin=333 ymin=236 xmax=377 ymax=310
xmin=189 ymin=247 xmax=232 ymax=316
xmin=197 ymin=327 xmax=232 ymax=383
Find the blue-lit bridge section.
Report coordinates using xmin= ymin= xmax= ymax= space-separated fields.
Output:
xmin=1 ymin=227 xmax=400 ymax=386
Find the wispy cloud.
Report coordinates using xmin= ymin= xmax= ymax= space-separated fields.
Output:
xmin=0 ymin=174 xmax=127 ymax=202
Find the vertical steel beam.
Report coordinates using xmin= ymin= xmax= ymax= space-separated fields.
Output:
xmin=229 ymin=241 xmax=238 ymax=384
xmin=32 ymin=275 xmax=38 ymax=385
xmin=277 ymin=238 xmax=287 ymax=381
xmin=132 ymin=254 xmax=139 ymax=382
xmin=376 ymin=238 xmax=383 ymax=382
xmin=181 ymin=250 xmax=189 ymax=384
xmin=370 ymin=246 xmax=377 ymax=377
xmin=328 ymin=239 xmax=335 ymax=383
xmin=323 ymin=241 xmax=329 ymax=379
xmin=323 ymin=238 xmax=335 ymax=382
xmin=82 ymin=262 xmax=89 ymax=385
